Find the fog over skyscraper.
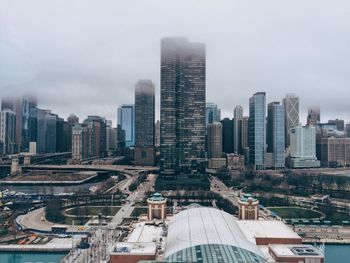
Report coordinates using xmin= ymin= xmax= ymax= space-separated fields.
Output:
xmin=160 ymin=37 xmax=206 ymax=178
xmin=134 ymin=80 xmax=155 ymax=166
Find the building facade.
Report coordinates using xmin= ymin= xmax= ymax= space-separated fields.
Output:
xmin=117 ymin=104 xmax=135 ymax=148
xmin=267 ymin=102 xmax=285 ymax=169
xmin=233 ymin=105 xmax=243 ymax=154
xmin=288 ymin=125 xmax=320 ymax=168
xmin=221 ymin=118 xmax=233 ymax=154
xmin=249 ymin=92 xmax=266 ymax=170
xmin=134 ymin=80 xmax=155 ymax=166
xmin=205 ymin=102 xmax=221 ymax=127
xmin=283 ymin=94 xmax=299 ymax=148
xmin=317 ymin=137 xmax=350 ymax=167
xmin=0 ymin=110 xmax=16 ymax=156
xmin=160 ymin=37 xmax=206 ymax=178
xmin=207 ymin=122 xmax=222 ymax=159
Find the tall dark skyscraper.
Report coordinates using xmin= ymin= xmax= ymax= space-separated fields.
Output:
xmin=134 ymin=80 xmax=155 ymax=166
xmin=221 ymin=118 xmax=234 ymax=154
xmin=249 ymin=92 xmax=266 ymax=170
xmin=160 ymin=37 xmax=206 ymax=178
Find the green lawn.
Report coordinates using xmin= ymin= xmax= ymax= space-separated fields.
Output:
xmin=131 ymin=207 xmax=148 ymax=217
xmin=268 ymin=207 xmax=322 ymax=219
xmin=65 ymin=206 xmax=121 ymax=217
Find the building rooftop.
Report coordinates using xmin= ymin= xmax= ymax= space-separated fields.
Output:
xmin=237 ymin=220 xmax=301 ymax=244
xmin=165 ymin=207 xmax=265 ymax=263
xmin=269 ymin=244 xmax=324 ymax=258
xmin=148 ymin=192 xmax=166 ymax=202
xmin=112 ymin=242 xmax=156 ymax=255
xmin=239 ymin=193 xmax=258 ymax=203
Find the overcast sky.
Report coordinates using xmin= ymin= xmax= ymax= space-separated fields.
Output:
xmin=0 ymin=0 xmax=349 ymax=125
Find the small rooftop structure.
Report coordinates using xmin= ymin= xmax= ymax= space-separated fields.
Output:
xmin=147 ymin=193 xmax=167 ymax=220
xmin=269 ymin=244 xmax=324 ymax=263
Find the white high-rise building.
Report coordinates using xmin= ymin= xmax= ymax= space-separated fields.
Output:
xmin=288 ymin=125 xmax=320 ymax=168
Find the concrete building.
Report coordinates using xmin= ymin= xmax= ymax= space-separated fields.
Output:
xmin=208 ymin=158 xmax=226 ymax=169
xmin=288 ymin=125 xmax=320 ymax=168
xmin=117 ymin=104 xmax=135 ymax=148
xmin=283 ymin=94 xmax=299 ymax=148
xmin=221 ymin=118 xmax=233 ymax=154
xmin=71 ymin=124 xmax=88 ymax=162
xmin=205 ymin=102 xmax=221 ymax=127
xmin=160 ymin=37 xmax=206 ymax=178
xmin=317 ymin=137 xmax=350 ymax=167
xmin=0 ymin=110 xmax=16 ymax=156
xmin=207 ymin=122 xmax=222 ymax=159
xmin=347 ymin=123 xmax=350 ymax=137
xmin=328 ymin=119 xmax=345 ymax=131
xmin=307 ymin=107 xmax=320 ymax=126
xmin=135 ymin=80 xmax=155 ymax=166
xmin=267 ymin=102 xmax=285 ymax=169
xmin=227 ymin=153 xmax=245 ymax=170
xmin=233 ymin=105 xmax=243 ymax=154
xmin=106 ymin=126 xmax=117 ymax=152
xmin=84 ymin=116 xmax=107 ymax=158
xmin=147 ymin=193 xmax=167 ymax=220
xmin=249 ymin=92 xmax=266 ymax=170
xmin=238 ymin=194 xmax=259 ymax=220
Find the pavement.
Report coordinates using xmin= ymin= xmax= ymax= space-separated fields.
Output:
xmin=61 ymin=173 xmax=158 ymax=263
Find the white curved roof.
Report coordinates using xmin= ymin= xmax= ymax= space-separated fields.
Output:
xmin=165 ymin=207 xmax=264 ymax=259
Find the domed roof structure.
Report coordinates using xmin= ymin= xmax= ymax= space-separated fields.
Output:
xmin=164 ymin=207 xmax=265 ymax=263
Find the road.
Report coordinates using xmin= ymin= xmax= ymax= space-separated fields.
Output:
xmin=61 ymin=173 xmax=157 ymax=263
xmin=210 ymin=176 xmax=280 ymax=220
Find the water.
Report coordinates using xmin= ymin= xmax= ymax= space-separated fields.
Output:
xmin=0 ymin=252 xmax=66 ymax=263
xmin=325 ymin=244 xmax=350 ymax=263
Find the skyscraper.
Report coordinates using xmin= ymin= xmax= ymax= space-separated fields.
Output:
xmin=0 ymin=110 xmax=16 ymax=156
xmin=267 ymin=102 xmax=285 ymax=169
xmin=160 ymin=37 xmax=206 ymax=178
xmin=206 ymin=103 xmax=221 ymax=127
xmin=233 ymin=105 xmax=243 ymax=154
xmin=288 ymin=125 xmax=320 ymax=168
xmin=249 ymin=92 xmax=266 ymax=170
xmin=283 ymin=94 xmax=299 ymax=148
xmin=221 ymin=118 xmax=234 ymax=154
xmin=207 ymin=123 xmax=222 ymax=159
xmin=84 ymin=116 xmax=107 ymax=158
xmin=117 ymin=104 xmax=135 ymax=147
xmin=307 ymin=107 xmax=320 ymax=126
xmin=134 ymin=80 xmax=155 ymax=166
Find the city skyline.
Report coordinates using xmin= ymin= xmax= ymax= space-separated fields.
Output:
xmin=1 ymin=1 xmax=349 ymax=124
